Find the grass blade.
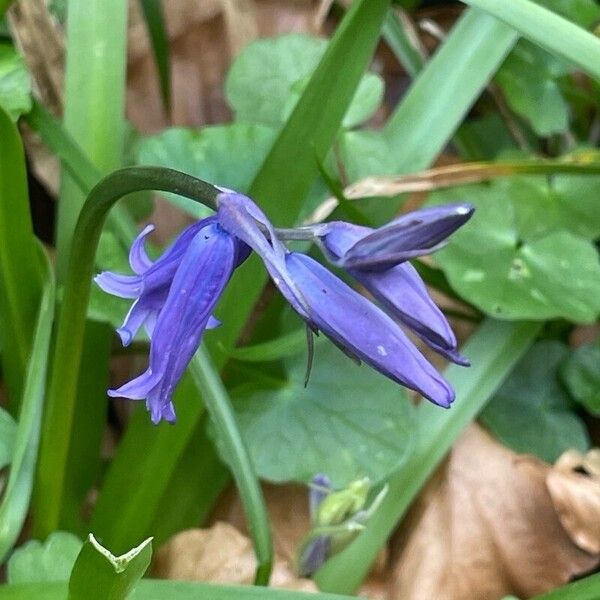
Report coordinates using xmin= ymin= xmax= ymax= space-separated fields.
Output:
xmin=533 ymin=573 xmax=600 ymax=600
xmin=138 ymin=0 xmax=171 ymax=112
xmin=463 ymin=0 xmax=600 ymax=81
xmin=315 ymin=319 xmax=542 ymax=593
xmin=33 ymin=0 xmax=129 ymax=538
xmin=385 ymin=8 xmax=518 ymax=174
xmin=0 ymin=107 xmax=44 ymax=411
xmin=0 ymin=250 xmax=54 ymax=562
xmin=382 ymin=10 xmax=425 ymax=77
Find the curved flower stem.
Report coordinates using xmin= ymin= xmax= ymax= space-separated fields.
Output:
xmin=35 ymin=168 xmax=218 ymax=537
xmin=191 ymin=347 xmax=272 ymax=584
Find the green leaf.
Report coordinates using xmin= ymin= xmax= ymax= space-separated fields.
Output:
xmin=0 ymin=107 xmax=44 ymax=410
xmin=68 ymin=535 xmax=152 ymax=600
xmin=138 ymin=0 xmax=171 ymax=111
xmin=7 ymin=532 xmax=83 ymax=584
xmin=0 ymin=579 xmax=356 ymax=600
xmin=462 ymin=0 xmax=600 ymax=81
xmin=495 ymin=41 xmax=570 ymax=135
xmin=226 ymin=328 xmax=307 ymax=363
xmin=315 ymin=320 xmax=542 ymax=593
xmin=0 ymin=255 xmax=54 ymax=562
xmin=226 ymin=34 xmax=326 ymax=127
xmin=428 ymin=179 xmax=600 ymax=322
xmin=0 ymin=43 xmax=31 ymax=120
xmin=561 ymin=339 xmax=600 ymax=415
xmin=0 ymin=408 xmax=16 ymax=470
xmin=225 ymin=34 xmax=383 ymax=130
xmin=230 ymin=341 xmax=416 ymax=488
xmin=480 ymin=341 xmax=589 ymax=462
xmin=532 ymin=572 xmax=600 ymax=599
xmin=136 ymin=124 xmax=276 ymax=217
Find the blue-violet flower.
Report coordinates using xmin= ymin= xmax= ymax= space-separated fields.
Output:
xmin=96 ymin=191 xmax=472 ymax=423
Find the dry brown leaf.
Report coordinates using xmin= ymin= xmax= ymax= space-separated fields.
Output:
xmin=152 ymin=521 xmax=316 ymax=592
xmin=389 ymin=425 xmax=599 ymax=600
xmin=547 ymin=449 xmax=600 ymax=554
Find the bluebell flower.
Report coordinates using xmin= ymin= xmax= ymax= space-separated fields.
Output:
xmin=313 ymin=204 xmax=474 ymax=366
xmin=97 ymin=190 xmax=470 ymax=423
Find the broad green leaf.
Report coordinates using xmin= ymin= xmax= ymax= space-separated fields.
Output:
xmin=480 ymin=341 xmax=589 ymax=462
xmin=316 ymin=320 xmax=542 ymax=593
xmin=428 ymin=179 xmax=600 ymax=322
xmin=0 ymin=580 xmax=356 ymax=600
xmin=0 ymin=108 xmax=44 ymax=410
xmin=226 ymin=34 xmax=326 ymax=127
xmin=136 ymin=124 xmax=276 ymax=217
xmin=7 ymin=532 xmax=83 ymax=584
xmin=495 ymin=41 xmax=570 ymax=135
xmin=68 ymin=535 xmax=152 ymax=600
xmin=229 ymin=341 xmax=416 ymax=488
xmin=0 ymin=43 xmax=31 ymax=120
xmin=0 ymin=408 xmax=16 ymax=470
xmin=561 ymin=339 xmax=600 ymax=415
xmin=226 ymin=328 xmax=307 ymax=363
xmin=226 ymin=34 xmax=383 ymax=130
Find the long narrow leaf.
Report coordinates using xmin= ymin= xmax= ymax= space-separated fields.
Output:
xmin=0 ymin=107 xmax=44 ymax=411
xmin=463 ymin=0 xmax=600 ymax=81
xmin=33 ymin=0 xmax=129 ymax=538
xmin=0 ymin=580 xmax=354 ymax=600
xmin=138 ymin=0 xmax=171 ymax=112
xmin=0 ymin=250 xmax=54 ymax=562
xmin=315 ymin=319 xmax=542 ymax=593
xmin=533 ymin=573 xmax=600 ymax=600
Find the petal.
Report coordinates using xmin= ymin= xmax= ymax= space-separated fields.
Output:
xmin=298 ymin=535 xmax=331 ymax=577
xmin=94 ymin=272 xmax=143 ymax=299
xmin=217 ymin=192 xmax=311 ymax=319
xmin=129 ymin=224 xmax=155 ymax=274
xmin=111 ymin=223 xmax=236 ymax=423
xmin=309 ymin=474 xmax=332 ymax=521
xmin=352 ymin=262 xmax=460 ymax=358
xmin=286 ymin=253 xmax=455 ymax=408
xmin=342 ymin=203 xmax=474 ymax=271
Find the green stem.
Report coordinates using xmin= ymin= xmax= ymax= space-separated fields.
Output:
xmin=191 ymin=347 xmax=272 ymax=584
xmin=34 ymin=167 xmax=219 ymax=538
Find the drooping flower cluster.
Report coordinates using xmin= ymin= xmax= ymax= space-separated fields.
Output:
xmin=96 ymin=189 xmax=473 ymax=424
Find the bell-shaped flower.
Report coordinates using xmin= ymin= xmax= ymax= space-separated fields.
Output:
xmin=96 ymin=217 xmax=246 ymax=423
xmin=314 ymin=204 xmax=474 ymax=365
xmin=218 ymin=198 xmax=455 ymax=407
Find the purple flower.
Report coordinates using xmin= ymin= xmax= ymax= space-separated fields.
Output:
xmin=97 ymin=190 xmax=470 ymax=424
xmin=96 ymin=217 xmax=247 ymax=423
xmin=218 ymin=198 xmax=456 ymax=407
xmin=314 ymin=204 xmax=474 ymax=366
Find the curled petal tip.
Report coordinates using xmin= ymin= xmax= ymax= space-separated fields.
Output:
xmin=117 ymin=327 xmax=133 ymax=347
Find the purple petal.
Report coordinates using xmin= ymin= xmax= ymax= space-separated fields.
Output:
xmin=309 ymin=474 xmax=332 ymax=521
xmin=342 ymin=203 xmax=474 ymax=271
xmin=286 ymin=253 xmax=455 ymax=407
xmin=94 ymin=272 xmax=143 ymax=299
xmin=129 ymin=224 xmax=155 ymax=274
xmin=110 ymin=223 xmax=237 ymax=423
xmin=298 ymin=535 xmax=331 ymax=577
xmin=217 ymin=192 xmax=311 ymax=320
xmin=352 ymin=262 xmax=466 ymax=363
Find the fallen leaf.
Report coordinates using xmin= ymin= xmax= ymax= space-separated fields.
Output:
xmin=388 ymin=425 xmax=599 ymax=600
xmin=152 ymin=522 xmax=316 ymax=592
xmin=547 ymin=448 xmax=600 ymax=554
